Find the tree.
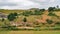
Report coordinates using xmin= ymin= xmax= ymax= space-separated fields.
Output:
xmin=7 ymin=13 xmax=16 ymax=21
xmin=56 ymin=5 xmax=59 ymax=9
xmin=1 ymin=18 xmax=5 ymax=22
xmin=48 ymin=7 xmax=55 ymax=12
xmin=55 ymin=5 xmax=60 ymax=11
xmin=23 ymin=17 xmax=27 ymax=27
xmin=40 ymin=9 xmax=45 ymax=12
xmin=23 ymin=17 xmax=27 ymax=22
xmin=14 ymin=12 xmax=18 ymax=16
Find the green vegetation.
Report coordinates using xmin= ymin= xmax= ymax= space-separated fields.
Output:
xmin=7 ymin=13 xmax=18 ymax=21
xmin=34 ymin=9 xmax=44 ymax=15
xmin=46 ymin=19 xmax=53 ymax=24
xmin=1 ymin=18 xmax=5 ymax=22
xmin=48 ymin=12 xmax=57 ymax=16
xmin=23 ymin=17 xmax=27 ymax=22
xmin=0 ymin=31 xmax=60 ymax=34
xmin=48 ymin=7 xmax=55 ymax=12
xmin=0 ymin=6 xmax=60 ymax=31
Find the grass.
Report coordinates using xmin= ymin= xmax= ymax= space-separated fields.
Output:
xmin=0 ymin=10 xmax=60 ymax=34
xmin=53 ymin=11 xmax=60 ymax=16
xmin=0 ymin=31 xmax=60 ymax=34
xmin=34 ymin=31 xmax=60 ymax=34
xmin=0 ymin=31 xmax=10 ymax=34
xmin=0 ymin=10 xmax=25 ymax=14
xmin=0 ymin=31 xmax=33 ymax=34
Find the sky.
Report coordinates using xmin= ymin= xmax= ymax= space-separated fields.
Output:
xmin=0 ymin=0 xmax=60 ymax=9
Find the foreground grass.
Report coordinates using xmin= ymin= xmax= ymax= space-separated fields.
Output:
xmin=0 ymin=31 xmax=60 ymax=34
xmin=34 ymin=31 xmax=60 ymax=34
xmin=0 ymin=31 xmax=33 ymax=34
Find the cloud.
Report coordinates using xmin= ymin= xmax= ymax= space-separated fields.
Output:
xmin=0 ymin=0 xmax=60 ymax=9
xmin=50 ymin=0 xmax=55 ymax=2
xmin=0 ymin=0 xmax=41 ymax=9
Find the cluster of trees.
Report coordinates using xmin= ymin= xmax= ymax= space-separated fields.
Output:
xmin=48 ymin=5 xmax=60 ymax=12
xmin=22 ymin=11 xmax=33 ymax=16
xmin=48 ymin=7 xmax=56 ymax=12
xmin=34 ymin=9 xmax=44 ymax=15
xmin=7 ymin=12 xmax=27 ymax=22
xmin=22 ymin=9 xmax=45 ymax=16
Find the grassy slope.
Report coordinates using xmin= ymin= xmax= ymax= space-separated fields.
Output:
xmin=0 ymin=10 xmax=25 ymax=14
xmin=0 ymin=10 xmax=60 ymax=34
xmin=54 ymin=11 xmax=60 ymax=16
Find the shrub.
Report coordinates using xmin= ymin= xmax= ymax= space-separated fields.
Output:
xmin=34 ymin=28 xmax=40 ymax=31
xmin=7 ymin=26 xmax=19 ymax=30
xmin=53 ymin=28 xmax=60 ymax=30
xmin=48 ymin=12 xmax=57 ymax=16
xmin=56 ymin=22 xmax=60 ymax=25
xmin=1 ymin=26 xmax=18 ymax=30
xmin=34 ymin=10 xmax=43 ymax=15
xmin=22 ymin=11 xmax=33 ymax=16
xmin=46 ymin=19 xmax=53 ymax=24
xmin=40 ymin=9 xmax=45 ymax=12
xmin=23 ymin=17 xmax=27 ymax=22
xmin=14 ymin=12 xmax=18 ymax=16
xmin=1 ymin=18 xmax=5 ymax=22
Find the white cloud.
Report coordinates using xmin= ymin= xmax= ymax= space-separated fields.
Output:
xmin=0 ymin=0 xmax=60 ymax=9
xmin=34 ymin=0 xmax=46 ymax=2
xmin=0 ymin=0 xmax=41 ymax=9
xmin=49 ymin=0 xmax=55 ymax=2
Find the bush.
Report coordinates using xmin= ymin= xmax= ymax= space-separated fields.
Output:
xmin=56 ymin=22 xmax=60 ymax=25
xmin=34 ymin=10 xmax=43 ymax=15
xmin=22 ymin=11 xmax=33 ymax=16
xmin=48 ymin=12 xmax=57 ymax=16
xmin=53 ymin=28 xmax=60 ymax=30
xmin=46 ymin=19 xmax=53 ymax=24
xmin=34 ymin=26 xmax=40 ymax=31
xmin=1 ymin=18 xmax=5 ymax=22
xmin=23 ymin=17 xmax=27 ymax=22
xmin=40 ymin=9 xmax=45 ymax=12
xmin=0 ymin=26 xmax=18 ymax=31
xmin=7 ymin=26 xmax=19 ymax=30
